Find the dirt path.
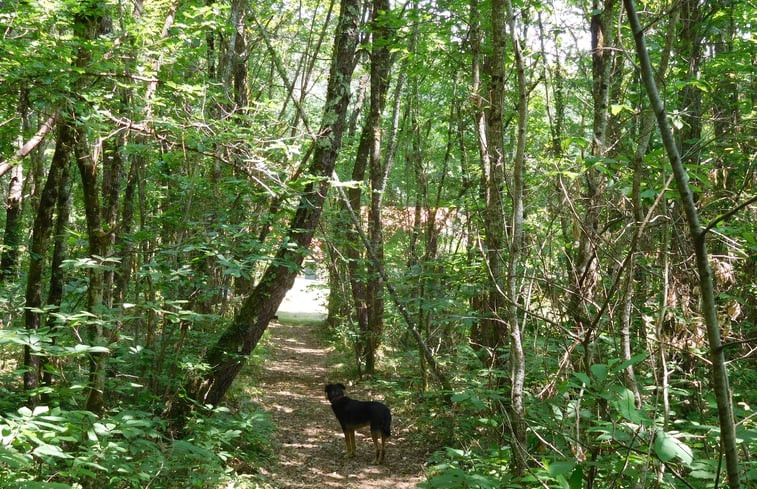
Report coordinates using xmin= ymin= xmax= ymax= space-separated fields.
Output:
xmin=255 ymin=318 xmax=427 ymax=489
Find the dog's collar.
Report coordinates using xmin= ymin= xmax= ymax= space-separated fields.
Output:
xmin=329 ymin=394 xmax=345 ymax=402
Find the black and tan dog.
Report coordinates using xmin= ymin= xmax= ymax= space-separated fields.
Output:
xmin=325 ymin=383 xmax=392 ymax=464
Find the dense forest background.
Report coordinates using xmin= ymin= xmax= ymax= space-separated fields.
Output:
xmin=0 ymin=0 xmax=755 ymax=487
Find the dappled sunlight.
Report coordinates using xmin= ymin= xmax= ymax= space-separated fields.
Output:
xmin=250 ymin=319 xmax=425 ymax=488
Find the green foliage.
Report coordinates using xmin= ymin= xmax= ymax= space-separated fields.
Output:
xmin=416 ymin=346 xmax=757 ymax=488
xmin=0 ymin=403 xmax=274 ymax=488
xmin=421 ymin=447 xmax=515 ymax=489
xmin=0 ymin=0 xmax=755 ymax=485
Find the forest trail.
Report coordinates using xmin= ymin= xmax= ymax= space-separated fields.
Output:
xmin=254 ymin=278 xmax=427 ymax=488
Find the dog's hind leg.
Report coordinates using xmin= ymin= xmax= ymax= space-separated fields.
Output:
xmin=380 ymin=432 xmax=387 ymax=463
xmin=371 ymin=430 xmax=386 ymax=464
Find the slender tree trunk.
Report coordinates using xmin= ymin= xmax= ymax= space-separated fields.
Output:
xmin=479 ymin=0 xmax=508 ymax=360
xmin=364 ymin=0 xmax=393 ymax=375
xmin=173 ymin=0 xmax=361 ymax=421
xmin=572 ymin=2 xmax=616 ymax=477
xmin=1 ymin=91 xmax=31 ymax=281
xmin=468 ymin=0 xmax=496 ymax=350
xmin=42 ymin=160 xmax=72 ymax=390
xmin=101 ymin=137 xmax=123 ymax=309
xmin=229 ymin=0 xmax=249 ymax=112
xmin=504 ymin=0 xmax=527 ymax=475
xmin=24 ymin=122 xmax=73 ymax=398
xmin=344 ymin=98 xmax=371 ymax=373
xmin=1 ymin=163 xmax=24 ymax=280
xmin=624 ymin=1 xmax=741 ymax=486
xmin=75 ymin=126 xmax=110 ymax=415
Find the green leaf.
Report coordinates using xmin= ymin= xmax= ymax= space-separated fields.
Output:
xmin=568 ymin=466 xmax=583 ymax=489
xmin=450 ymin=393 xmax=468 ymax=403
xmin=611 ymin=352 xmax=648 ymax=373
xmin=654 ymin=430 xmax=693 ymax=465
xmin=614 ymin=388 xmax=642 ymax=424
xmin=689 ymin=469 xmax=716 ymax=479
xmin=32 ymin=443 xmax=73 ymax=459
xmin=590 ymin=363 xmax=608 ymax=382
xmin=547 ymin=460 xmax=575 ymax=476
xmin=610 ymin=103 xmax=633 ymax=115
xmin=572 ymin=372 xmax=590 ymax=387
xmin=0 ymin=446 xmax=32 ymax=468
xmin=9 ymin=482 xmax=72 ymax=489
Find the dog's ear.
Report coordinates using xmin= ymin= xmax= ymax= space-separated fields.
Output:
xmin=337 ymin=383 xmax=346 ymax=390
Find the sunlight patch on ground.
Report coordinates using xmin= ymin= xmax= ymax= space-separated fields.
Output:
xmin=277 ymin=276 xmax=328 ymax=321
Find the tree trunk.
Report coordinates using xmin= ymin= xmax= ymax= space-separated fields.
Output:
xmin=1 ymin=91 xmax=31 ymax=281
xmin=42 ymin=159 xmax=73 ymax=390
xmin=1 ymin=163 xmax=24 ymax=280
xmin=229 ymin=0 xmax=248 ymax=112
xmin=468 ymin=0 xmax=496 ymax=350
xmin=624 ymin=1 xmax=741 ymax=486
xmin=344 ymin=95 xmax=371 ymax=374
xmin=479 ymin=0 xmax=508 ymax=358
xmin=74 ymin=125 xmax=110 ymax=415
xmin=24 ymin=122 xmax=72 ymax=397
xmin=504 ymin=0 xmax=527 ymax=475
xmin=364 ymin=0 xmax=392 ymax=375
xmin=173 ymin=0 xmax=361 ymax=420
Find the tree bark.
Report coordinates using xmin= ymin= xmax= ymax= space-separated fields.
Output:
xmin=504 ymin=0 xmax=527 ymax=474
xmin=74 ymin=125 xmax=110 ymax=415
xmin=42 ymin=159 xmax=73 ymax=390
xmin=23 ymin=122 xmax=73 ymax=397
xmin=468 ymin=0 xmax=496 ymax=350
xmin=623 ymin=0 xmax=741 ymax=486
xmin=365 ymin=0 xmax=392 ymax=375
xmin=1 ymin=163 xmax=24 ymax=280
xmin=173 ymin=0 xmax=361 ymax=419
xmin=479 ymin=0 xmax=508 ymax=357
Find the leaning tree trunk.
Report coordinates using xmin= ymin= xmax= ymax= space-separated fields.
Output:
xmin=623 ymin=0 xmax=741 ymax=486
xmin=172 ymin=0 xmax=361 ymax=422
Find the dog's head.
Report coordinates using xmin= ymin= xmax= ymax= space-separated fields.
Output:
xmin=325 ymin=383 xmax=346 ymax=402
